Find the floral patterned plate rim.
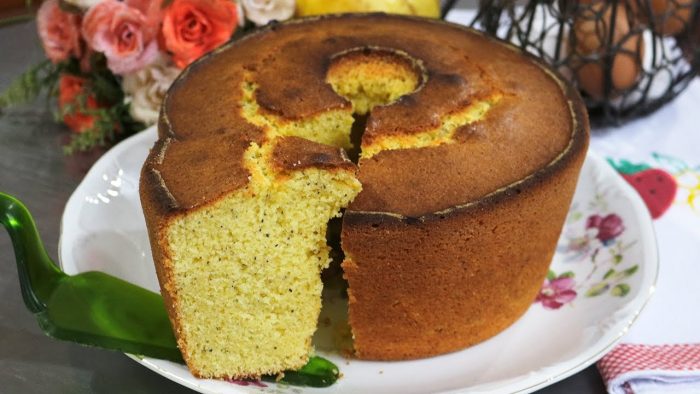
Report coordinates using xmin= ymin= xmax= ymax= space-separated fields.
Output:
xmin=58 ymin=127 xmax=658 ymax=394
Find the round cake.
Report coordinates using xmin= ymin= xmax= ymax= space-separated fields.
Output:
xmin=140 ymin=13 xmax=589 ymax=379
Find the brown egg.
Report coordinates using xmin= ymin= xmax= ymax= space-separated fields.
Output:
xmin=636 ymin=0 xmax=694 ymax=36
xmin=571 ymin=2 xmax=646 ymax=99
xmin=679 ymin=4 xmax=700 ymax=63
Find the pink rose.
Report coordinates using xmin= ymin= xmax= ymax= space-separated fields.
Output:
xmin=81 ymin=0 xmax=161 ymax=75
xmin=127 ymin=0 xmax=165 ymax=28
xmin=36 ymin=0 xmax=83 ymax=63
xmin=162 ymin=0 xmax=239 ymax=68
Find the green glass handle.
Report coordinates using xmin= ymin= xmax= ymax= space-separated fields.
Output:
xmin=0 ymin=192 xmax=339 ymax=387
xmin=0 ymin=192 xmax=182 ymax=361
xmin=264 ymin=355 xmax=340 ymax=387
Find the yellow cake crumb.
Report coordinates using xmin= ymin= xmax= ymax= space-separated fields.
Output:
xmin=361 ymin=95 xmax=501 ymax=158
xmin=166 ymin=141 xmax=360 ymax=377
xmin=241 ymin=74 xmax=355 ymax=150
xmin=326 ymin=50 xmax=421 ymax=115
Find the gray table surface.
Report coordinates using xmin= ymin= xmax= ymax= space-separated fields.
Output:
xmin=0 ymin=20 xmax=607 ymax=394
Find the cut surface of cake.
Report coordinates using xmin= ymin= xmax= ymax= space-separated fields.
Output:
xmin=140 ymin=13 xmax=589 ymax=378
xmin=142 ymin=136 xmax=361 ymax=378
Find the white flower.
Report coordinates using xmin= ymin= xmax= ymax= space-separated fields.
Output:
xmin=122 ymin=56 xmax=181 ymax=125
xmin=236 ymin=2 xmax=247 ymax=27
xmin=63 ymin=0 xmax=101 ymax=9
xmin=241 ymin=0 xmax=295 ymax=26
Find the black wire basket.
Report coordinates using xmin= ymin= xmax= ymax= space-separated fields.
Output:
xmin=462 ymin=0 xmax=700 ymax=126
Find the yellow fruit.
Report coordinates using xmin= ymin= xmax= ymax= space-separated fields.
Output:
xmin=295 ymin=0 xmax=440 ymax=18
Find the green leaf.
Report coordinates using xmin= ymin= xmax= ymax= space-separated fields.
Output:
xmin=546 ymin=270 xmax=556 ymax=281
xmin=61 ymin=97 xmax=145 ymax=155
xmin=603 ymin=268 xmax=615 ymax=280
xmin=570 ymin=211 xmax=583 ymax=222
xmin=559 ymin=271 xmax=575 ymax=279
xmin=652 ymin=152 xmax=688 ymax=173
xmin=63 ymin=129 xmax=107 ymax=155
xmin=264 ymin=356 xmax=340 ymax=387
xmin=62 ymin=98 xmax=115 ymax=154
xmin=585 ymin=282 xmax=609 ymax=297
xmin=87 ymin=54 xmax=124 ymax=105
xmin=59 ymin=56 xmax=82 ymax=76
xmin=613 ymin=254 xmax=623 ymax=264
xmin=91 ymin=74 xmax=123 ymax=105
xmin=606 ymin=158 xmax=651 ymax=175
xmin=0 ymin=61 xmax=53 ymax=109
xmin=621 ymin=265 xmax=639 ymax=277
xmin=611 ymin=283 xmax=631 ymax=297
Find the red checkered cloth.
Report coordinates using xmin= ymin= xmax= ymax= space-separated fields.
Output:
xmin=597 ymin=344 xmax=700 ymax=394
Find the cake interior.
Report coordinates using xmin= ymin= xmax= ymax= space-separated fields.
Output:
xmin=326 ymin=48 xmax=422 ymax=116
xmin=165 ymin=141 xmax=360 ymax=378
xmin=162 ymin=48 xmax=499 ymax=378
xmin=241 ymin=73 xmax=355 ymax=150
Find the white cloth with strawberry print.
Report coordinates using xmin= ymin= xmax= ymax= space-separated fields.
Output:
xmin=445 ymin=7 xmax=700 ymax=394
xmin=591 ymin=78 xmax=700 ymax=394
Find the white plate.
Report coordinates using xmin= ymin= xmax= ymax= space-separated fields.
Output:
xmin=59 ymin=126 xmax=658 ymax=394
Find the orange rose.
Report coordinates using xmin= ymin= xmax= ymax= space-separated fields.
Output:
xmin=58 ymin=74 xmax=104 ymax=133
xmin=162 ymin=0 xmax=239 ymax=68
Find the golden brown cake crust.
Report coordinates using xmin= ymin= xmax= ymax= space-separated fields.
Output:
xmin=142 ymin=13 xmax=590 ymax=363
xmin=342 ymin=79 xmax=588 ymax=358
xmin=271 ymin=136 xmax=356 ymax=174
xmin=155 ymin=13 xmax=582 ymax=216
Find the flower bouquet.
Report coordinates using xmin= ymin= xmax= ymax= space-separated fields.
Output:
xmin=0 ymin=0 xmax=298 ymax=153
xmin=0 ymin=0 xmax=442 ymax=154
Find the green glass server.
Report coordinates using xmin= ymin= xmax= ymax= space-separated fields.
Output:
xmin=0 ymin=192 xmax=338 ymax=388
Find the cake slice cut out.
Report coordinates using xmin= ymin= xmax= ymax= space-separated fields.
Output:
xmin=141 ymin=136 xmax=360 ymax=378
